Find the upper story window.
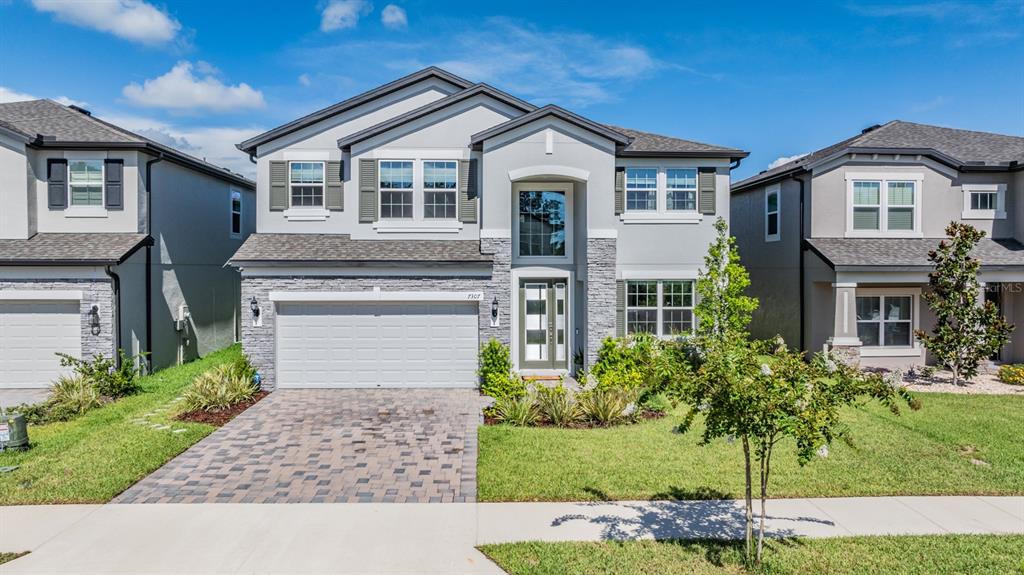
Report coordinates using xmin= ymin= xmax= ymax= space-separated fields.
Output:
xmin=626 ymin=168 xmax=658 ymax=211
xmin=765 ymin=184 xmax=780 ymax=242
xmin=666 ymin=169 xmax=697 ymax=211
xmin=423 ymin=161 xmax=457 ymax=219
xmin=379 ymin=160 xmax=414 ymax=219
xmin=289 ymin=162 xmax=324 ymax=208
xmin=230 ymin=190 xmax=242 ymax=237
xmin=962 ymin=184 xmax=1007 ymax=220
xmin=69 ymin=160 xmax=103 ymax=206
xmin=846 ymin=173 xmax=922 ymax=236
xmin=626 ymin=280 xmax=695 ymax=337
xmin=519 ymin=189 xmax=566 ymax=257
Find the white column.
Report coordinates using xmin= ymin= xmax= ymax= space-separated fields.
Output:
xmin=829 ymin=283 xmax=862 ymax=346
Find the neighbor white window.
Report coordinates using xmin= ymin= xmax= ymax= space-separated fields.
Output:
xmin=288 ymin=162 xmax=324 ymax=208
xmin=68 ymin=159 xmax=103 ymax=206
xmin=856 ymin=295 xmax=913 ymax=347
xmin=379 ymin=160 xmax=414 ymax=219
xmin=626 ymin=280 xmax=694 ymax=337
xmin=765 ymin=184 xmax=780 ymax=241
xmin=230 ymin=190 xmax=242 ymax=237
xmin=422 ymin=160 xmax=457 ymax=219
xmin=846 ymin=173 xmax=922 ymax=236
xmin=666 ymin=169 xmax=698 ymax=211
xmin=962 ymin=184 xmax=1007 ymax=219
xmin=626 ymin=168 xmax=658 ymax=211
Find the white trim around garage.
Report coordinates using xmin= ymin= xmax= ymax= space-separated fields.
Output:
xmin=269 ymin=288 xmax=484 ymax=303
xmin=0 ymin=289 xmax=83 ymax=301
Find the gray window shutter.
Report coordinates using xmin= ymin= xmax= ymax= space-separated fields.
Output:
xmin=358 ymin=158 xmax=378 ymax=223
xmin=615 ymin=280 xmax=626 ymax=337
xmin=459 ymin=159 xmax=478 ymax=223
xmin=104 ymin=159 xmax=123 ymax=210
xmin=269 ymin=161 xmax=287 ymax=211
xmin=699 ymin=167 xmax=716 ymax=215
xmin=614 ymin=167 xmax=625 ymax=215
xmin=325 ymin=160 xmax=343 ymax=211
xmin=47 ymin=158 xmax=67 ymax=210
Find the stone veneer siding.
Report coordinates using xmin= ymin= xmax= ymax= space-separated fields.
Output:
xmin=241 ymin=269 xmax=510 ymax=390
xmin=586 ymin=237 xmax=617 ymax=368
xmin=0 ymin=278 xmax=115 ymax=362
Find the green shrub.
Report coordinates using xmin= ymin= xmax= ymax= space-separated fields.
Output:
xmin=56 ymin=350 xmax=144 ymax=398
xmin=577 ymin=387 xmax=641 ymax=426
xmin=639 ymin=392 xmax=673 ymax=415
xmin=535 ymin=384 xmax=580 ymax=427
xmin=493 ymin=394 xmax=540 ymax=426
xmin=483 ymin=371 xmax=526 ymax=403
xmin=479 ymin=339 xmax=525 ymax=404
xmin=997 ymin=364 xmax=1024 ymax=385
xmin=47 ymin=375 xmax=103 ymax=421
xmin=179 ymin=363 xmax=258 ymax=413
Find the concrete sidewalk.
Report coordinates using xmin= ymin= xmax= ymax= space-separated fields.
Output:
xmin=2 ymin=497 xmax=1022 ymax=574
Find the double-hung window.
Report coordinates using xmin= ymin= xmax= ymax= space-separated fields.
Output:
xmin=856 ymin=295 xmax=912 ymax=347
xmin=962 ymin=184 xmax=1007 ymax=219
xmin=230 ymin=190 xmax=242 ymax=237
xmin=626 ymin=280 xmax=695 ymax=337
xmin=289 ymin=162 xmax=324 ymax=208
xmin=765 ymin=184 xmax=780 ymax=241
xmin=379 ymin=160 xmax=414 ymax=219
xmin=626 ymin=168 xmax=658 ymax=211
xmin=666 ymin=169 xmax=697 ymax=211
xmin=852 ymin=181 xmax=882 ymax=231
xmin=423 ymin=160 xmax=457 ymax=219
xmin=886 ymin=181 xmax=915 ymax=231
xmin=69 ymin=160 xmax=103 ymax=206
xmin=848 ymin=173 xmax=921 ymax=235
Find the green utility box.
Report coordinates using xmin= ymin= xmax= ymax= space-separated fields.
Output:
xmin=0 ymin=411 xmax=29 ymax=451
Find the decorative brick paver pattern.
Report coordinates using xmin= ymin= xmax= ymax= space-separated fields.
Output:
xmin=115 ymin=389 xmax=482 ymax=504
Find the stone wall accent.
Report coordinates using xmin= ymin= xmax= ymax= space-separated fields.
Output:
xmin=828 ymin=343 xmax=861 ymax=367
xmin=479 ymin=237 xmax=512 ymax=347
xmin=0 ymin=278 xmax=115 ymax=362
xmin=241 ymin=273 xmax=502 ymax=390
xmin=586 ymin=237 xmax=617 ymax=368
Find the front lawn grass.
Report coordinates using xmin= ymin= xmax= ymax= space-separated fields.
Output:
xmin=480 ymin=535 xmax=1024 ymax=575
xmin=0 ymin=346 xmax=242 ymax=505
xmin=478 ymin=392 xmax=1024 ymax=501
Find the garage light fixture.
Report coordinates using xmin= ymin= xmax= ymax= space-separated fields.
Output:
xmin=89 ymin=305 xmax=101 ymax=335
xmin=490 ymin=296 xmax=499 ymax=327
xmin=250 ymin=296 xmax=262 ymax=327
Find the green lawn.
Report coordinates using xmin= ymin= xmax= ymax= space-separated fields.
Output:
xmin=481 ymin=535 xmax=1024 ymax=575
xmin=0 ymin=346 xmax=242 ymax=505
xmin=0 ymin=552 xmax=29 ymax=565
xmin=478 ymin=392 xmax=1024 ymax=501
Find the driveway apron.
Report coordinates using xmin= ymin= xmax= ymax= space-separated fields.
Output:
xmin=114 ymin=389 xmax=482 ymax=504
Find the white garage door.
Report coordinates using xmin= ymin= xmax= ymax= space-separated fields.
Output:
xmin=0 ymin=300 xmax=81 ymax=389
xmin=276 ymin=301 xmax=479 ymax=388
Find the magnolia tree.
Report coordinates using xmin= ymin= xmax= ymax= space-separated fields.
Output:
xmin=916 ymin=222 xmax=1013 ymax=384
xmin=695 ymin=217 xmax=759 ymax=344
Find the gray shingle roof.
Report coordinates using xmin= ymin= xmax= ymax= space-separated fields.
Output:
xmin=807 ymin=237 xmax=1024 ymax=269
xmin=609 ymin=125 xmax=748 ymax=157
xmin=734 ymin=121 xmax=1024 ymax=191
xmin=0 ymin=99 xmax=253 ymax=188
xmin=229 ymin=234 xmax=492 ymax=264
xmin=0 ymin=233 xmax=149 ymax=265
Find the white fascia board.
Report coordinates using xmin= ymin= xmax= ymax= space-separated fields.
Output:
xmin=0 ymin=289 xmax=83 ymax=301
xmin=269 ymin=289 xmax=484 ymax=303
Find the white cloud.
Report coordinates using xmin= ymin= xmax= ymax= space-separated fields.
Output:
xmin=909 ymin=96 xmax=947 ymax=113
xmin=298 ymin=73 xmax=312 ymax=87
xmin=381 ymin=4 xmax=407 ymax=29
xmin=320 ymin=0 xmax=372 ymax=32
xmin=30 ymin=0 xmax=181 ymax=45
xmin=0 ymin=86 xmax=87 ymax=108
xmin=768 ymin=153 xmax=809 ymax=169
xmin=122 ymin=61 xmax=265 ymax=113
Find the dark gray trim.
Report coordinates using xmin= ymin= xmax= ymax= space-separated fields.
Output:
xmin=617 ymin=150 xmax=750 ymax=159
xmin=104 ymin=158 xmax=124 ymax=210
xmin=46 ymin=158 xmax=67 ymax=210
xmin=337 ymin=84 xmax=536 ymax=150
xmin=229 ymin=259 xmax=492 ymax=268
xmin=470 ymin=104 xmax=631 ymax=147
xmin=238 ymin=67 xmax=473 ymax=154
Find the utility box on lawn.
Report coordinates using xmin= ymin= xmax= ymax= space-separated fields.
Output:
xmin=0 ymin=411 xmax=29 ymax=451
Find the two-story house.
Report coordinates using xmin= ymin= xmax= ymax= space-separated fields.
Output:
xmin=731 ymin=121 xmax=1024 ymax=369
xmin=0 ymin=99 xmax=255 ymax=390
xmin=230 ymin=67 xmax=747 ymax=390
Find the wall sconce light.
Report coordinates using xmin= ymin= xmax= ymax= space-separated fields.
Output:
xmin=250 ymin=296 xmax=262 ymax=327
xmin=89 ymin=305 xmax=101 ymax=336
xmin=490 ymin=296 xmax=499 ymax=327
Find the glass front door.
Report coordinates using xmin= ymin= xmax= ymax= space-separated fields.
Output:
xmin=519 ymin=279 xmax=567 ymax=369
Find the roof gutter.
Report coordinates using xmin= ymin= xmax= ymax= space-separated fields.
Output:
xmin=104 ymin=265 xmax=122 ymax=368
xmin=144 ymin=153 xmax=164 ymax=374
xmin=792 ymin=174 xmax=807 ymax=350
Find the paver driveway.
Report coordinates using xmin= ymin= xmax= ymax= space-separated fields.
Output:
xmin=115 ymin=389 xmax=482 ymax=504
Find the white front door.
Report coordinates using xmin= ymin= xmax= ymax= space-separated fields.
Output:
xmin=0 ymin=300 xmax=81 ymax=388
xmin=275 ymin=301 xmax=479 ymax=388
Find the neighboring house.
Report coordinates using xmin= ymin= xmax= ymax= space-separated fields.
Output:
xmin=230 ymin=67 xmax=747 ymax=390
xmin=731 ymin=121 xmax=1024 ymax=368
xmin=0 ymin=100 xmax=255 ymax=389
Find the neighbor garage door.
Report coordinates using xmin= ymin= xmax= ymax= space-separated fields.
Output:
xmin=0 ymin=300 xmax=81 ymax=389
xmin=276 ymin=301 xmax=479 ymax=388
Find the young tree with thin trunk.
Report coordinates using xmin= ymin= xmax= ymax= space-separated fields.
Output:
xmin=916 ymin=222 xmax=1013 ymax=385
xmin=694 ymin=217 xmax=758 ymax=345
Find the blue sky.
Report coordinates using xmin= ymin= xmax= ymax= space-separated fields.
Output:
xmin=1 ymin=0 xmax=1022 ymax=179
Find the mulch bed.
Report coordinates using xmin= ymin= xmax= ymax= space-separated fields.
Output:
xmin=484 ymin=409 xmax=665 ymax=428
xmin=174 ymin=391 xmax=268 ymax=427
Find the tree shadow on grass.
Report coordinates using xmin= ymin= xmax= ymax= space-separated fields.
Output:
xmin=661 ymin=538 xmax=808 ymax=568
xmin=582 ymin=485 xmax=731 ymax=502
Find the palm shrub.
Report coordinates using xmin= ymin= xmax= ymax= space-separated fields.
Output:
xmin=534 ymin=384 xmax=580 ymax=427
xmin=179 ymin=363 xmax=258 ymax=413
xmin=577 ymin=387 xmax=642 ymax=426
xmin=493 ymin=394 xmax=540 ymax=426
xmin=56 ymin=349 xmax=144 ymax=398
xmin=47 ymin=374 xmax=102 ymax=421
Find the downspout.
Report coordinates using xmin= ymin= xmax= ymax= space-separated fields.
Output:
xmin=793 ymin=174 xmax=806 ymax=350
xmin=104 ymin=265 xmax=121 ymax=368
xmin=145 ymin=153 xmax=164 ymax=373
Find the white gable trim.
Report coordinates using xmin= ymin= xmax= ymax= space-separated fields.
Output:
xmin=508 ymin=165 xmax=590 ymax=182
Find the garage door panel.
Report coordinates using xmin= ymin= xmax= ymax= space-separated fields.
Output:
xmin=0 ymin=300 xmax=82 ymax=388
xmin=276 ymin=300 xmax=478 ymax=388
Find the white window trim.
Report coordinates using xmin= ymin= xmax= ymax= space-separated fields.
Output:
xmin=285 ymin=160 xmax=327 ymax=220
xmin=375 ymin=159 xmax=461 ymax=229
xmin=625 ymin=279 xmax=696 ymax=339
xmin=962 ymin=183 xmax=1007 ymax=220
xmin=512 ymin=181 xmax=574 ymax=265
xmin=65 ymin=158 xmax=107 ymax=218
xmin=856 ymin=287 xmax=922 ymax=357
xmin=765 ymin=183 xmax=781 ymax=242
xmin=844 ymin=172 xmax=924 ymax=238
xmin=620 ymin=167 xmax=703 ymax=224
xmin=230 ymin=189 xmax=243 ymax=238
